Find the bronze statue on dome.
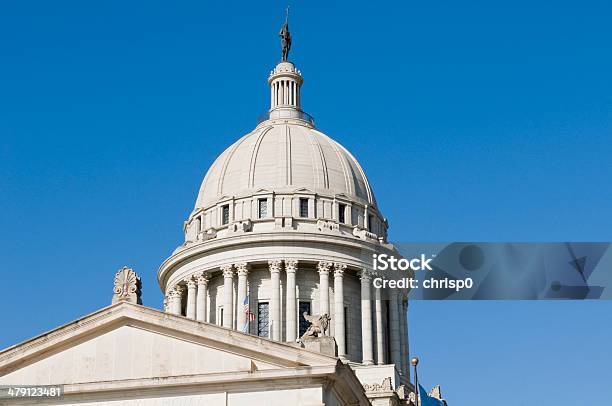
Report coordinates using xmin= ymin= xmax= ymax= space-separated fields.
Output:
xmin=279 ymin=7 xmax=292 ymax=62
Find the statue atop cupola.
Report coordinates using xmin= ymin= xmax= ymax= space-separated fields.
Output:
xmin=279 ymin=6 xmax=292 ymax=62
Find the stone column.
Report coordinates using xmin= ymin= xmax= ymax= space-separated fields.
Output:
xmin=169 ymin=285 xmax=183 ymax=315
xmin=185 ymin=277 xmax=197 ymax=319
xmin=196 ymin=273 xmax=209 ymax=322
xmin=389 ymin=290 xmax=402 ymax=373
xmin=269 ymin=259 xmax=282 ymax=341
xmin=359 ymin=270 xmax=374 ymax=365
xmin=235 ymin=263 xmax=249 ymax=332
xmin=285 ymin=259 xmax=298 ymax=342
xmin=333 ymin=263 xmax=347 ymax=359
xmin=375 ymin=281 xmax=385 ymax=364
xmin=400 ymin=299 xmax=410 ymax=379
xmin=221 ymin=265 xmax=234 ymax=329
xmin=317 ymin=261 xmax=332 ymax=319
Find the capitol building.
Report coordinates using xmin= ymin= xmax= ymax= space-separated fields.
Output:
xmin=0 ymin=23 xmax=437 ymax=406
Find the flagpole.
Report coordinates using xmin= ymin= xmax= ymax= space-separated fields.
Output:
xmin=411 ymin=357 xmax=420 ymax=406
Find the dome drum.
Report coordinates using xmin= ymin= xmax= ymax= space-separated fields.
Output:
xmin=182 ymin=189 xmax=387 ymax=248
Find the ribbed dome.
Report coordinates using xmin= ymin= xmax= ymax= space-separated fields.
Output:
xmin=195 ymin=122 xmax=377 ymax=209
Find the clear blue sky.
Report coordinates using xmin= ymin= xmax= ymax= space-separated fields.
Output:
xmin=1 ymin=1 xmax=611 ymax=405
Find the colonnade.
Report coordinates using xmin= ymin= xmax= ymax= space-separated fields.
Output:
xmin=164 ymin=259 xmax=410 ymax=377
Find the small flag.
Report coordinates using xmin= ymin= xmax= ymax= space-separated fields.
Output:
xmin=242 ymin=296 xmax=256 ymax=332
xmin=419 ymin=384 xmax=445 ymax=406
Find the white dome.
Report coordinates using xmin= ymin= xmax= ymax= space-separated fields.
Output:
xmin=195 ymin=121 xmax=377 ymax=209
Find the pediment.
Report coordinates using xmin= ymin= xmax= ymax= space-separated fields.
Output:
xmin=0 ymin=303 xmax=336 ymax=386
xmin=293 ymin=187 xmax=315 ymax=194
xmin=216 ymin=194 xmax=233 ymax=202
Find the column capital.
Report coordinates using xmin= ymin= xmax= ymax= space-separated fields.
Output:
xmin=333 ymin=262 xmax=347 ymax=277
xmin=168 ymin=285 xmax=183 ymax=298
xmin=317 ymin=260 xmax=332 ymax=275
xmin=196 ymin=273 xmax=210 ymax=285
xmin=185 ymin=278 xmax=197 ymax=289
xmin=235 ymin=262 xmax=250 ymax=276
xmin=285 ymin=259 xmax=298 ymax=273
xmin=268 ymin=259 xmax=282 ymax=274
xmin=359 ymin=269 xmax=374 ymax=282
xmin=220 ymin=264 xmax=234 ymax=278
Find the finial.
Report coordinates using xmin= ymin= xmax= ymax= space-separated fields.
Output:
xmin=279 ymin=8 xmax=292 ymax=62
xmin=112 ymin=266 xmax=142 ymax=305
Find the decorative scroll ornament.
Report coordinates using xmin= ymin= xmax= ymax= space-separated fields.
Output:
xmin=112 ymin=266 xmax=142 ymax=305
xmin=235 ymin=262 xmax=250 ymax=276
xmin=317 ymin=261 xmax=332 ymax=275
xmin=196 ymin=272 xmax=210 ymax=285
xmin=333 ymin=262 xmax=347 ymax=277
xmin=220 ymin=264 xmax=234 ymax=278
xmin=268 ymin=259 xmax=283 ymax=273
xmin=285 ymin=259 xmax=298 ymax=272
xmin=359 ymin=269 xmax=374 ymax=282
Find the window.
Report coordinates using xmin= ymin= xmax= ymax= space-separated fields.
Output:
xmin=368 ymin=215 xmax=374 ymax=232
xmin=257 ymin=302 xmax=270 ymax=337
xmin=298 ymin=301 xmax=312 ymax=337
xmin=258 ymin=198 xmax=268 ymax=218
xmin=221 ymin=205 xmax=230 ymax=225
xmin=219 ymin=307 xmax=224 ymax=326
xmin=299 ymin=198 xmax=309 ymax=218
xmin=338 ymin=203 xmax=346 ymax=224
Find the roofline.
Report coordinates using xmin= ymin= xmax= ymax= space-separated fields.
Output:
xmin=0 ymin=302 xmax=340 ymax=375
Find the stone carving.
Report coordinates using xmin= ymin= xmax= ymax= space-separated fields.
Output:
xmin=268 ymin=259 xmax=283 ymax=273
xmin=429 ymin=385 xmax=446 ymax=402
xmin=317 ymin=261 xmax=332 ymax=275
xmin=358 ymin=269 xmax=373 ymax=282
xmin=317 ymin=219 xmax=340 ymax=232
xmin=406 ymin=389 xmax=415 ymax=404
xmin=228 ymin=219 xmax=253 ymax=233
xmin=285 ymin=259 xmax=298 ymax=272
xmin=220 ymin=264 xmax=234 ymax=278
xmin=353 ymin=226 xmax=377 ymax=241
xmin=235 ymin=262 xmax=250 ymax=276
xmin=301 ymin=312 xmax=331 ymax=338
xmin=112 ymin=266 xmax=142 ymax=304
xmin=185 ymin=277 xmax=197 ymax=289
xmin=363 ymin=377 xmax=393 ymax=393
xmin=203 ymin=228 xmax=217 ymax=240
xmin=169 ymin=285 xmax=183 ymax=297
xmin=196 ymin=273 xmax=210 ymax=285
